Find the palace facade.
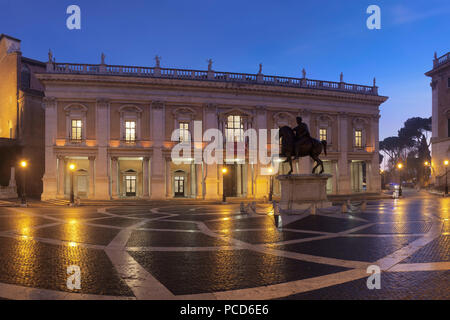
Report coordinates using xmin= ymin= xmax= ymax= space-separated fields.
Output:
xmin=36 ymin=55 xmax=387 ymax=200
xmin=426 ymin=52 xmax=450 ymax=187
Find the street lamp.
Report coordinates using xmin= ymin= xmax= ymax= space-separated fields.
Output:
xmin=69 ymin=163 xmax=76 ymax=205
xmin=222 ymin=167 xmax=227 ymax=203
xmin=444 ymin=160 xmax=449 ymax=196
xmin=268 ymin=167 xmax=274 ymax=201
xmin=397 ymin=163 xmax=403 ymax=197
xmin=19 ymin=160 xmax=27 ymax=206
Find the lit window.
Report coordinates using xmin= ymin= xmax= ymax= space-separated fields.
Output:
xmin=319 ymin=128 xmax=328 ymax=142
xmin=355 ymin=129 xmax=362 ymax=148
xmin=71 ymin=119 xmax=82 ymax=141
xmin=125 ymin=120 xmax=136 ymax=142
xmin=179 ymin=122 xmax=190 ymax=142
xmin=226 ymin=115 xmax=244 ymax=142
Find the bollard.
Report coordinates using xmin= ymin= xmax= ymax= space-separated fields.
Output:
xmin=240 ymin=202 xmax=246 ymax=214
xmin=361 ymin=200 xmax=367 ymax=212
xmin=341 ymin=202 xmax=347 ymax=213
xmin=273 ymin=201 xmax=280 ymax=227
xmin=310 ymin=204 xmax=316 ymax=215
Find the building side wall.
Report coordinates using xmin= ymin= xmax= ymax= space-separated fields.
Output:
xmin=0 ymin=41 xmax=19 ymax=139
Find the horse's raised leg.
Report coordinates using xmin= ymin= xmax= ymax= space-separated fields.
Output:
xmin=311 ymin=155 xmax=323 ymax=174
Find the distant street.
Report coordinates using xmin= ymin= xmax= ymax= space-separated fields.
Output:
xmin=0 ymin=191 xmax=448 ymax=299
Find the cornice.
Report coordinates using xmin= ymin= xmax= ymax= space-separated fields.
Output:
xmin=35 ymin=73 xmax=389 ymax=105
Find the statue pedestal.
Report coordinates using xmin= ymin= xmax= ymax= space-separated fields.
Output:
xmin=276 ymin=174 xmax=332 ymax=214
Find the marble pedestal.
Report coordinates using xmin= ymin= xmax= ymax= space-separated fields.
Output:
xmin=276 ymin=174 xmax=332 ymax=214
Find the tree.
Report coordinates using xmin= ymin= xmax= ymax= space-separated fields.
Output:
xmin=380 ymin=117 xmax=432 ymax=186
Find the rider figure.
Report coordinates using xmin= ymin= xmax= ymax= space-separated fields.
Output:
xmin=293 ymin=116 xmax=310 ymax=142
xmin=292 ymin=116 xmax=311 ymax=158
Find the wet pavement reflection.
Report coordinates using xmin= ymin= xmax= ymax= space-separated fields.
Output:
xmin=0 ymin=191 xmax=448 ymax=299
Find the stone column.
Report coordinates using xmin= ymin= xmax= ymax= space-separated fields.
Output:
xmin=150 ymin=102 xmax=166 ymax=199
xmin=331 ymin=161 xmax=338 ymax=194
xmin=57 ymin=156 xmax=66 ymax=197
xmin=143 ymin=157 xmax=150 ymax=198
xmin=196 ymin=163 xmax=203 ymax=199
xmin=242 ymin=164 xmax=248 ymax=197
xmin=254 ymin=106 xmax=269 ymax=198
xmin=8 ymin=167 xmax=16 ymax=187
xmin=204 ymin=104 xmax=219 ymax=199
xmin=370 ymin=115 xmax=381 ymax=192
xmin=337 ymin=112 xmax=351 ymax=194
xmin=95 ymin=99 xmax=110 ymax=199
xmin=236 ymin=164 xmax=242 ymax=196
xmin=88 ymin=156 xmax=95 ymax=198
xmin=111 ymin=157 xmax=118 ymax=198
xmin=165 ymin=158 xmax=172 ymax=198
xmin=41 ymin=97 xmax=58 ymax=200
xmin=190 ymin=162 xmax=196 ymax=198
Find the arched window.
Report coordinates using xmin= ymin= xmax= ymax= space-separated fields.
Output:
xmin=21 ymin=65 xmax=31 ymax=89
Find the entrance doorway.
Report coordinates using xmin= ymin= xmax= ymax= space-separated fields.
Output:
xmin=223 ymin=164 xmax=237 ymax=197
xmin=351 ymin=161 xmax=367 ymax=192
xmin=125 ymin=175 xmax=136 ymax=196
xmin=174 ymin=176 xmax=185 ymax=197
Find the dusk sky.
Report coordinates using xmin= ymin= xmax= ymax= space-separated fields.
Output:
xmin=1 ymin=0 xmax=449 ymax=140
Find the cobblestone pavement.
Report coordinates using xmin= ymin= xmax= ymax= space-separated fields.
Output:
xmin=0 ymin=191 xmax=448 ymax=299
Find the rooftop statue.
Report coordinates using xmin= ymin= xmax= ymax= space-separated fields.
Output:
xmin=207 ymin=58 xmax=213 ymax=71
xmin=155 ymin=55 xmax=161 ymax=67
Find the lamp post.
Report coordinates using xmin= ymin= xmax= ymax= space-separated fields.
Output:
xmin=69 ymin=163 xmax=76 ymax=205
xmin=268 ymin=167 xmax=274 ymax=201
xmin=19 ymin=160 xmax=27 ymax=206
xmin=222 ymin=167 xmax=227 ymax=203
xmin=444 ymin=160 xmax=449 ymax=196
xmin=397 ymin=163 xmax=403 ymax=197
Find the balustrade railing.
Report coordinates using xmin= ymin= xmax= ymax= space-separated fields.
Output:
xmin=434 ymin=52 xmax=450 ymax=68
xmin=47 ymin=62 xmax=378 ymax=95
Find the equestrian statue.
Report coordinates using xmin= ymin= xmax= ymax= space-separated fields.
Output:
xmin=279 ymin=117 xmax=327 ymax=175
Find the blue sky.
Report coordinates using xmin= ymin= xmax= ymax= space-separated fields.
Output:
xmin=1 ymin=0 xmax=449 ymax=139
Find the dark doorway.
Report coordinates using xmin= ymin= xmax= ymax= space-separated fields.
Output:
xmin=174 ymin=175 xmax=185 ymax=197
xmin=223 ymin=164 xmax=237 ymax=197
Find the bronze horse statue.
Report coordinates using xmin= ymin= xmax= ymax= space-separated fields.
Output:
xmin=278 ymin=126 xmax=327 ymax=175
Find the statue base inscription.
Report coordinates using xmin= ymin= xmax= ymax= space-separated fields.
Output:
xmin=276 ymin=174 xmax=332 ymax=214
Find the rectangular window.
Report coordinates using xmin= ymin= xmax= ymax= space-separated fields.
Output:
xmin=71 ymin=119 xmax=82 ymax=141
xmin=179 ymin=122 xmax=190 ymax=142
xmin=125 ymin=120 xmax=136 ymax=142
xmin=226 ymin=115 xmax=244 ymax=142
xmin=355 ymin=129 xmax=362 ymax=148
xmin=319 ymin=128 xmax=328 ymax=142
